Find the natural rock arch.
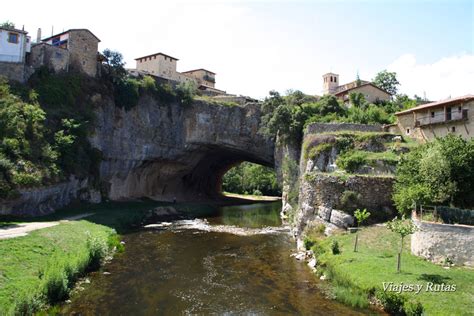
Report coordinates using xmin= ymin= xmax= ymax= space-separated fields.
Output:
xmin=90 ymin=96 xmax=275 ymax=201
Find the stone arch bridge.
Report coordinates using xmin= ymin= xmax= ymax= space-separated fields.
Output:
xmin=90 ymin=96 xmax=275 ymax=201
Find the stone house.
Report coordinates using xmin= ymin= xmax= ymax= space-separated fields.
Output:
xmin=393 ymin=95 xmax=474 ymax=141
xmin=181 ymin=68 xmax=216 ymax=88
xmin=322 ymin=72 xmax=391 ymax=104
xmin=37 ymin=29 xmax=101 ymax=77
xmin=0 ymin=26 xmax=31 ymax=82
xmin=134 ymin=52 xmax=226 ymax=96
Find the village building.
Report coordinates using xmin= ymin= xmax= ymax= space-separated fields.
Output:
xmin=322 ymin=72 xmax=391 ymax=104
xmin=391 ymin=95 xmax=473 ymax=141
xmin=0 ymin=26 xmax=31 ymax=82
xmin=133 ymin=52 xmax=226 ymax=96
xmin=34 ymin=29 xmax=101 ymax=77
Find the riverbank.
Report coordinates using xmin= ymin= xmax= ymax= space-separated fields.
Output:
xmin=0 ymin=220 xmax=121 ymax=314
xmin=222 ymin=192 xmax=282 ymax=202
xmin=305 ymin=225 xmax=474 ymax=315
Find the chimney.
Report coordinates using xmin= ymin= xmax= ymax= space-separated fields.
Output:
xmin=36 ymin=28 xmax=42 ymax=43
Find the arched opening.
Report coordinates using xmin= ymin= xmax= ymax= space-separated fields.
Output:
xmin=220 ymin=161 xmax=282 ymax=198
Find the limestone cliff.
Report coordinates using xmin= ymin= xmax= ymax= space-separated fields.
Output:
xmin=89 ymin=94 xmax=274 ymax=202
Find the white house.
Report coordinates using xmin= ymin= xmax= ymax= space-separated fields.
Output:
xmin=0 ymin=26 xmax=31 ymax=63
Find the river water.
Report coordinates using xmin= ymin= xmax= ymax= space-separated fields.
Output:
xmin=60 ymin=202 xmax=370 ymax=315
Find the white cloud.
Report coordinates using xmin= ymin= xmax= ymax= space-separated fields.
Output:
xmin=387 ymin=53 xmax=474 ymax=101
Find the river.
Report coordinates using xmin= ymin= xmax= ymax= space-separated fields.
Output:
xmin=60 ymin=202 xmax=371 ymax=315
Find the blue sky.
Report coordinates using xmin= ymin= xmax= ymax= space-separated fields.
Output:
xmin=3 ymin=0 xmax=473 ymax=99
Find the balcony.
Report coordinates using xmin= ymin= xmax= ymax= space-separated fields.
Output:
xmin=203 ymin=75 xmax=215 ymax=83
xmin=416 ymin=109 xmax=468 ymax=127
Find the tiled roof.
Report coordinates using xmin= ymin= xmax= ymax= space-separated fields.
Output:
xmin=395 ymin=95 xmax=474 ymax=115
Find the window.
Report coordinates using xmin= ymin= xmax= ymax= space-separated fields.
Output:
xmin=406 ymin=128 xmax=410 ymax=134
xmin=8 ymin=32 xmax=19 ymax=44
xmin=458 ymin=106 xmax=462 ymax=112
xmin=431 ymin=112 xmax=435 ymax=118
xmin=451 ymin=126 xmax=456 ymax=133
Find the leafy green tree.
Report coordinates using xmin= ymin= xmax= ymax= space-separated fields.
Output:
xmin=394 ymin=135 xmax=474 ymax=213
xmin=373 ymin=70 xmax=400 ymax=95
xmin=102 ymin=49 xmax=126 ymax=83
xmin=348 ymin=92 xmax=368 ymax=109
xmin=0 ymin=21 xmax=15 ymax=29
xmin=353 ymin=208 xmax=371 ymax=252
xmin=386 ymin=216 xmax=418 ymax=273
xmin=222 ymin=162 xmax=281 ymax=196
xmin=318 ymin=94 xmax=344 ymax=116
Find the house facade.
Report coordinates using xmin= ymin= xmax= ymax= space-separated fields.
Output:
xmin=181 ymin=69 xmax=216 ymax=88
xmin=38 ymin=29 xmax=101 ymax=77
xmin=0 ymin=26 xmax=31 ymax=63
xmin=322 ymin=72 xmax=391 ymax=104
xmin=134 ymin=52 xmax=226 ymax=95
xmin=394 ymin=95 xmax=474 ymax=141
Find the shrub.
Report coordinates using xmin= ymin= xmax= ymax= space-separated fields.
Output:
xmin=404 ymin=298 xmax=424 ymax=316
xmin=336 ymin=151 xmax=367 ymax=173
xmin=331 ymin=240 xmax=341 ymax=255
xmin=339 ymin=190 xmax=360 ymax=212
xmin=303 ymin=237 xmax=315 ymax=250
xmin=252 ymin=189 xmax=262 ymax=196
xmin=376 ymin=290 xmax=405 ymax=315
xmin=86 ymin=233 xmax=108 ymax=270
xmin=437 ymin=206 xmax=474 ymax=225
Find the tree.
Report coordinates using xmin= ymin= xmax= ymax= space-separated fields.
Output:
xmin=102 ymin=49 xmax=126 ymax=83
xmin=353 ymin=208 xmax=371 ymax=252
xmin=0 ymin=21 xmax=15 ymax=29
xmin=393 ymin=135 xmax=474 ymax=213
xmin=386 ymin=216 xmax=418 ymax=273
xmin=373 ymin=70 xmax=400 ymax=95
xmin=348 ymin=92 xmax=368 ymax=109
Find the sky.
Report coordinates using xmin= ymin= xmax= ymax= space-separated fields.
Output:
xmin=2 ymin=0 xmax=473 ymax=100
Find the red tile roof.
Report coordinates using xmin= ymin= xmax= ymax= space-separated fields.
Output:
xmin=395 ymin=95 xmax=474 ymax=115
xmin=42 ymin=29 xmax=100 ymax=42
xmin=182 ymin=68 xmax=216 ymax=75
xmin=334 ymin=82 xmax=392 ymax=96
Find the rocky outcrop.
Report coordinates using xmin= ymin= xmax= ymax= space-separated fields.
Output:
xmin=89 ymin=94 xmax=274 ymax=202
xmin=0 ymin=176 xmax=100 ymax=216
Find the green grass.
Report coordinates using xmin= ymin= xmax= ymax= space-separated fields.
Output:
xmin=0 ymin=220 xmax=119 ymax=314
xmin=313 ymin=226 xmax=474 ymax=316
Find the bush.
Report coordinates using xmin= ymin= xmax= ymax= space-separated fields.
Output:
xmin=86 ymin=233 xmax=108 ymax=270
xmin=336 ymin=151 xmax=367 ymax=173
xmin=376 ymin=290 xmax=405 ymax=315
xmin=331 ymin=240 xmax=341 ymax=255
xmin=404 ymin=298 xmax=424 ymax=316
xmin=303 ymin=237 xmax=316 ymax=250
xmin=437 ymin=206 xmax=474 ymax=225
xmin=339 ymin=190 xmax=360 ymax=212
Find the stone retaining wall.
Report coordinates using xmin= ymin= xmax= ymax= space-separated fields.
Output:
xmin=412 ymin=217 xmax=474 ymax=266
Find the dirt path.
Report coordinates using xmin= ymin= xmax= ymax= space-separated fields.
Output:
xmin=0 ymin=213 xmax=95 ymax=240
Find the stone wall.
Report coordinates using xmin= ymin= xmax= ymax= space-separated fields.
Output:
xmin=412 ymin=217 xmax=474 ymax=267
xmin=0 ymin=177 xmax=101 ymax=216
xmin=29 ymin=43 xmax=70 ymax=73
xmin=306 ymin=122 xmax=383 ymax=135
xmin=295 ymin=173 xmax=396 ymax=235
xmin=0 ymin=62 xmax=27 ymax=82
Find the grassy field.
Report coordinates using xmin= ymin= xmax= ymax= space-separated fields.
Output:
xmin=0 ymin=220 xmax=119 ymax=314
xmin=0 ymin=199 xmax=221 ymax=314
xmin=311 ymin=226 xmax=474 ymax=315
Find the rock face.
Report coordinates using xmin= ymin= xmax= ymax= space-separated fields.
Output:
xmin=89 ymin=95 xmax=274 ymax=201
xmin=0 ymin=176 xmax=100 ymax=216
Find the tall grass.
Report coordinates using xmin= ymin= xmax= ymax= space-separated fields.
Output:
xmin=0 ymin=222 xmax=121 ymax=315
